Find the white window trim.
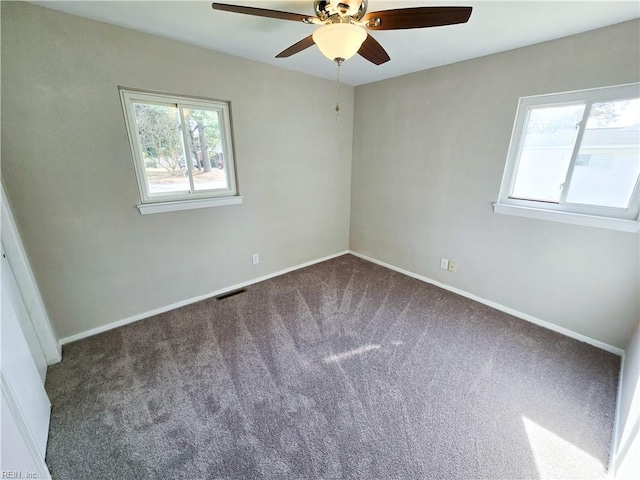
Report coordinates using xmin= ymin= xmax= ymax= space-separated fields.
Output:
xmin=137 ymin=195 xmax=243 ymax=215
xmin=119 ymin=88 xmax=241 ymax=213
xmin=493 ymin=203 xmax=639 ymax=233
xmin=496 ymin=83 xmax=640 ymax=232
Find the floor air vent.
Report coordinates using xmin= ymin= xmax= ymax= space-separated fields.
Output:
xmin=215 ymin=288 xmax=247 ymax=301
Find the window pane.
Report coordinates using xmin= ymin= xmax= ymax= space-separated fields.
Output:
xmin=566 ymin=99 xmax=640 ymax=208
xmin=133 ymin=102 xmax=189 ymax=195
xmin=511 ymin=104 xmax=585 ymax=202
xmin=182 ymin=107 xmax=229 ymax=192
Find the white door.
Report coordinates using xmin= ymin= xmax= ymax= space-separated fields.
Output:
xmin=1 ymin=387 xmax=47 ymax=477
xmin=0 ymin=248 xmax=52 ymax=477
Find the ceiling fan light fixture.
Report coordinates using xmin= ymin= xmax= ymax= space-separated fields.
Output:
xmin=312 ymin=23 xmax=367 ymax=62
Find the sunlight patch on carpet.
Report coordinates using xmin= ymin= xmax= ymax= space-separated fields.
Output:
xmin=522 ymin=416 xmax=605 ymax=479
xmin=322 ymin=344 xmax=381 ymax=364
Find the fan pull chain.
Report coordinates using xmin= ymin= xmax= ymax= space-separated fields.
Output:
xmin=335 ymin=60 xmax=342 ymax=122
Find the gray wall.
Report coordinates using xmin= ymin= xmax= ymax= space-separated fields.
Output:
xmin=1 ymin=2 xmax=353 ymax=339
xmin=350 ymin=20 xmax=640 ymax=349
xmin=614 ymin=236 xmax=640 ymax=470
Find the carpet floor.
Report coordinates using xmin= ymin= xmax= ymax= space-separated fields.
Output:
xmin=45 ymin=254 xmax=620 ymax=479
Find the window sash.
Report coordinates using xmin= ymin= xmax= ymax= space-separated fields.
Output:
xmin=499 ymin=83 xmax=640 ymax=221
xmin=120 ymin=89 xmax=237 ymax=204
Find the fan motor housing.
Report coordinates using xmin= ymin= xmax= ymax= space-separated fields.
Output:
xmin=314 ymin=0 xmax=368 ymax=22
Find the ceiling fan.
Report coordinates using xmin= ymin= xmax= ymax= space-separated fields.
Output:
xmin=211 ymin=0 xmax=473 ymax=66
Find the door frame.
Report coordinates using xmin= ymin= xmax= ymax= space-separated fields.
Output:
xmin=1 ymin=186 xmax=61 ymax=365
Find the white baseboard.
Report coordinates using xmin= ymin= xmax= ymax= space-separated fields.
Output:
xmin=348 ymin=250 xmax=624 ymax=357
xmin=58 ymin=250 xmax=349 ymax=346
xmin=59 ymin=248 xmax=624 ymax=357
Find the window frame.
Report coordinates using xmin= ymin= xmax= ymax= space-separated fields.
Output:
xmin=495 ymin=83 xmax=640 ymax=232
xmin=119 ymin=88 xmax=241 ymax=214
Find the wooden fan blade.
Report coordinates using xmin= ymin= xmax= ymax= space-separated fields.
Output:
xmin=364 ymin=6 xmax=472 ymax=30
xmin=358 ymin=34 xmax=390 ymax=65
xmin=211 ymin=3 xmax=311 ymax=23
xmin=276 ymin=35 xmax=315 ymax=58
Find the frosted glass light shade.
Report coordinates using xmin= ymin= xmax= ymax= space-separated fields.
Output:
xmin=312 ymin=23 xmax=367 ymax=61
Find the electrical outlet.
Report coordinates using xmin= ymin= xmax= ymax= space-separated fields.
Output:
xmin=440 ymin=258 xmax=449 ymax=270
xmin=252 ymin=253 xmax=259 ymax=265
xmin=447 ymin=261 xmax=457 ymax=273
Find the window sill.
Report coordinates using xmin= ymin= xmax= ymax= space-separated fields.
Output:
xmin=493 ymin=203 xmax=639 ymax=233
xmin=137 ymin=196 xmax=243 ymax=215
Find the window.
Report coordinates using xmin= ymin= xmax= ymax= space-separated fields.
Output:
xmin=120 ymin=88 xmax=241 ymax=214
xmin=495 ymin=83 xmax=640 ymax=232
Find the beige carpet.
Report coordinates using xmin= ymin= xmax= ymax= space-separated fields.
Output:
xmin=45 ymin=254 xmax=620 ymax=479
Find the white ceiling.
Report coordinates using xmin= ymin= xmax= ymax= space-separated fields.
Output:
xmin=31 ymin=1 xmax=640 ymax=86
